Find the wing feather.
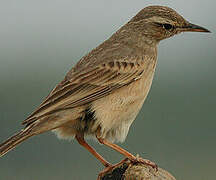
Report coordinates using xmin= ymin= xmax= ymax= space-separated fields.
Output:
xmin=22 ymin=58 xmax=145 ymax=125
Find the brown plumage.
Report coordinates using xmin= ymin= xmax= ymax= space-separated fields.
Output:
xmin=0 ymin=5 xmax=210 ymax=174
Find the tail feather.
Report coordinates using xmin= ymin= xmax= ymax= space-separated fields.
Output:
xmin=1 ymin=114 xmax=64 ymax=157
xmin=0 ymin=127 xmax=33 ymax=157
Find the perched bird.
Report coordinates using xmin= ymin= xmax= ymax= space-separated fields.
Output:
xmin=0 ymin=5 xmax=210 ymax=174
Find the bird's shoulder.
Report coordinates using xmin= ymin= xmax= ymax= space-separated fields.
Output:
xmin=64 ymin=39 xmax=157 ymax=85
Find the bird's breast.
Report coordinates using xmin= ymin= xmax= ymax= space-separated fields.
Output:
xmin=90 ymin=60 xmax=156 ymax=143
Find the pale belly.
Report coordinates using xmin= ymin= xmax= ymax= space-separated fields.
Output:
xmin=91 ymin=69 xmax=155 ymax=143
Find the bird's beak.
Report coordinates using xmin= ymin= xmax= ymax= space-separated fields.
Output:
xmin=179 ymin=23 xmax=211 ymax=33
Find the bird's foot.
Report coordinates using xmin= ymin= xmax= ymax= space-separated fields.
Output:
xmin=97 ymin=158 xmax=129 ymax=180
xmin=129 ymin=155 xmax=158 ymax=171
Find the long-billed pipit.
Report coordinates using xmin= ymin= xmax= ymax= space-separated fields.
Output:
xmin=0 ymin=5 xmax=210 ymax=175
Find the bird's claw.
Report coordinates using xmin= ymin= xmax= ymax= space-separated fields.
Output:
xmin=130 ymin=157 xmax=158 ymax=171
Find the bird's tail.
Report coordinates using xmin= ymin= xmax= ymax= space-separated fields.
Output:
xmin=0 ymin=126 xmax=34 ymax=157
xmin=0 ymin=113 xmax=67 ymax=157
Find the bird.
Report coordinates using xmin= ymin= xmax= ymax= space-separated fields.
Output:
xmin=0 ymin=5 xmax=210 ymax=175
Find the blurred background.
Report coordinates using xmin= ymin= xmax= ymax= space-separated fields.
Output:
xmin=0 ymin=0 xmax=215 ymax=179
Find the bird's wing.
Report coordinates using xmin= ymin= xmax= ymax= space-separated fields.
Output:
xmin=22 ymin=57 xmax=148 ymax=125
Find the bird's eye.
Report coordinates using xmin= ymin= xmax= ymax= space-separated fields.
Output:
xmin=162 ymin=24 xmax=173 ymax=30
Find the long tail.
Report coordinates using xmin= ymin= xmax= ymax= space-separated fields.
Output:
xmin=0 ymin=113 xmax=66 ymax=157
xmin=0 ymin=126 xmax=34 ymax=157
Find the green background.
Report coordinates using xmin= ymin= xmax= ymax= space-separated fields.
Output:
xmin=0 ymin=0 xmax=215 ymax=179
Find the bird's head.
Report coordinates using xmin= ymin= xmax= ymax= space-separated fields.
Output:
xmin=127 ymin=6 xmax=210 ymax=42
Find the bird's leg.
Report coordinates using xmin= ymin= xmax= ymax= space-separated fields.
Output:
xmin=75 ymin=134 xmax=111 ymax=167
xmin=96 ymin=136 xmax=158 ymax=170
